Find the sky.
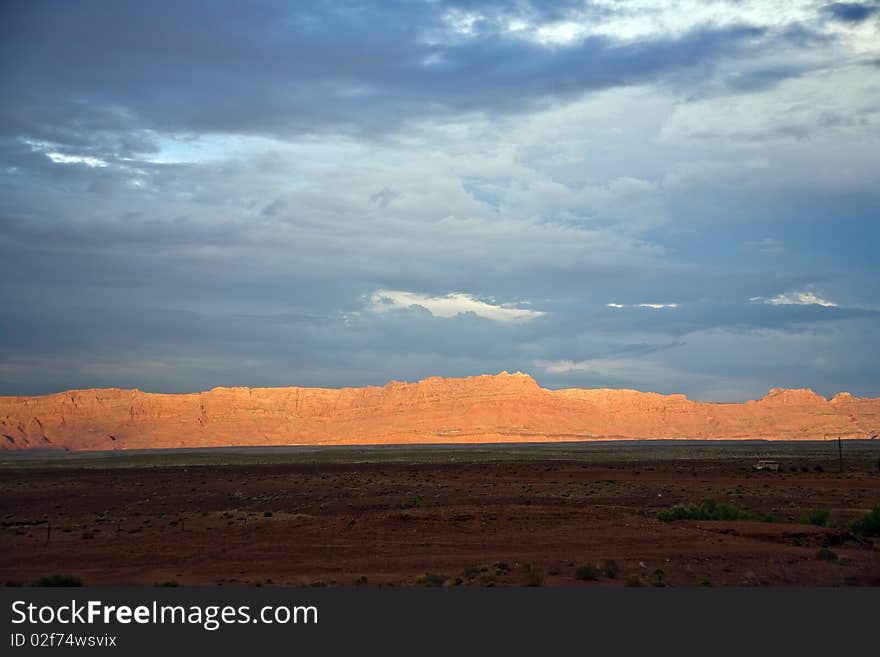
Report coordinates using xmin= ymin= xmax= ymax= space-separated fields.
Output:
xmin=1 ymin=0 xmax=879 ymax=401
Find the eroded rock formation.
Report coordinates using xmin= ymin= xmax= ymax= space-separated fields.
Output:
xmin=1 ymin=372 xmax=878 ymax=451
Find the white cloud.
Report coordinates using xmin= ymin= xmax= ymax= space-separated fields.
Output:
xmin=441 ymin=1 xmax=833 ymax=49
xmin=46 ymin=152 xmax=108 ymax=168
xmin=751 ymin=291 xmax=837 ymax=307
xmin=367 ymin=289 xmax=544 ymax=323
xmin=607 ymin=302 xmax=679 ymax=309
xmin=534 ymin=356 xmax=673 ymax=382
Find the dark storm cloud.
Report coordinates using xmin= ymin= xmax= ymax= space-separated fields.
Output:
xmin=823 ymin=2 xmax=879 ymax=23
xmin=0 ymin=0 xmax=808 ymax=152
xmin=1 ymin=1 xmax=879 ymax=400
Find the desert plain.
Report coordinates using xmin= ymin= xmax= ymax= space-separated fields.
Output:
xmin=2 ymin=441 xmax=879 ymax=587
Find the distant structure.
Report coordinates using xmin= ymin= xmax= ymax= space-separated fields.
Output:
xmin=753 ymin=459 xmax=780 ymax=472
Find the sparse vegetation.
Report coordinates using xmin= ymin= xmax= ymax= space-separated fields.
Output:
xmin=415 ymin=573 xmax=446 ymax=587
xmin=155 ymin=580 xmax=179 ymax=587
xmin=625 ymin=574 xmax=644 ymax=587
xmin=658 ymin=498 xmax=764 ymax=522
xmin=816 ymin=548 xmax=838 ymax=562
xmin=813 ymin=465 xmax=824 ymax=473
xmin=800 ymin=508 xmax=830 ymax=527
xmin=849 ymin=507 xmax=880 ymax=537
xmin=652 ymin=569 xmax=666 ymax=587
xmin=575 ymin=564 xmax=600 ymax=581
xmin=492 ymin=562 xmax=510 ymax=575
xmin=31 ymin=574 xmax=83 ymax=587
xmin=602 ymin=560 xmax=620 ymax=579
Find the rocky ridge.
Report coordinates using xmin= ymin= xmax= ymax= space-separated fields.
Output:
xmin=1 ymin=372 xmax=878 ymax=451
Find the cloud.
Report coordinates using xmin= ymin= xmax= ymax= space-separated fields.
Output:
xmin=0 ymin=1 xmax=878 ymax=401
xmin=366 ymin=290 xmax=544 ymax=323
xmin=607 ymin=303 xmax=680 ymax=309
xmin=751 ymin=291 xmax=838 ymax=307
xmin=45 ymin=152 xmax=109 ymax=168
xmin=823 ymin=2 xmax=879 ymax=23
xmin=369 ymin=187 xmax=400 ymax=208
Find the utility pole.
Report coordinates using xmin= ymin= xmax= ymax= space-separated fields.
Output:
xmin=838 ymin=436 xmax=843 ymax=473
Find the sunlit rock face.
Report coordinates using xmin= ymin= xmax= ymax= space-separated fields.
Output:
xmin=1 ymin=372 xmax=878 ymax=451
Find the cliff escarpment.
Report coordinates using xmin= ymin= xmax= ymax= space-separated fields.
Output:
xmin=1 ymin=372 xmax=878 ymax=451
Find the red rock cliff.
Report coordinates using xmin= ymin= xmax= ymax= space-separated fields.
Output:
xmin=1 ymin=372 xmax=878 ymax=451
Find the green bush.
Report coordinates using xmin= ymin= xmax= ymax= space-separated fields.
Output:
xmin=31 ymin=574 xmax=83 ymax=587
xmin=602 ymin=560 xmax=620 ymax=579
xmin=415 ymin=573 xmax=446 ymax=587
xmin=658 ymin=498 xmax=760 ymax=522
xmin=816 ymin=548 xmax=838 ymax=562
xmin=652 ymin=569 xmax=666 ymax=587
xmin=575 ymin=564 xmax=600 ymax=581
xmin=849 ymin=507 xmax=880 ymax=537
xmin=800 ymin=508 xmax=830 ymax=527
xmin=492 ymin=562 xmax=511 ymax=575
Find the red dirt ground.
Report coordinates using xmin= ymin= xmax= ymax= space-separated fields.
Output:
xmin=2 ymin=450 xmax=879 ymax=587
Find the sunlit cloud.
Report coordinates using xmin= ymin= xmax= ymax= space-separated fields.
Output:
xmin=367 ymin=290 xmax=544 ymax=323
xmin=750 ymin=291 xmax=837 ymax=307
xmin=45 ymin=152 xmax=108 ymax=168
xmin=607 ymin=303 xmax=680 ymax=309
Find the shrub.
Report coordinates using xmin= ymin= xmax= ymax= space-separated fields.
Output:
xmin=813 ymin=465 xmax=824 ymax=473
xmin=696 ymin=578 xmax=713 ymax=587
xmin=602 ymin=560 xmax=620 ymax=579
xmin=800 ymin=508 xmax=831 ymax=527
xmin=849 ymin=507 xmax=880 ymax=537
xmin=816 ymin=548 xmax=838 ymax=562
xmin=492 ymin=562 xmax=511 ymax=575
xmin=155 ymin=580 xmax=179 ymax=587
xmin=652 ymin=569 xmax=666 ymax=587
xmin=415 ymin=573 xmax=446 ymax=587
xmin=31 ymin=574 xmax=83 ymax=587
xmin=575 ymin=564 xmax=600 ymax=581
xmin=658 ymin=498 xmax=758 ymax=522
xmin=625 ymin=575 xmax=644 ymax=587
xmin=263 ymin=511 xmax=273 ymax=517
